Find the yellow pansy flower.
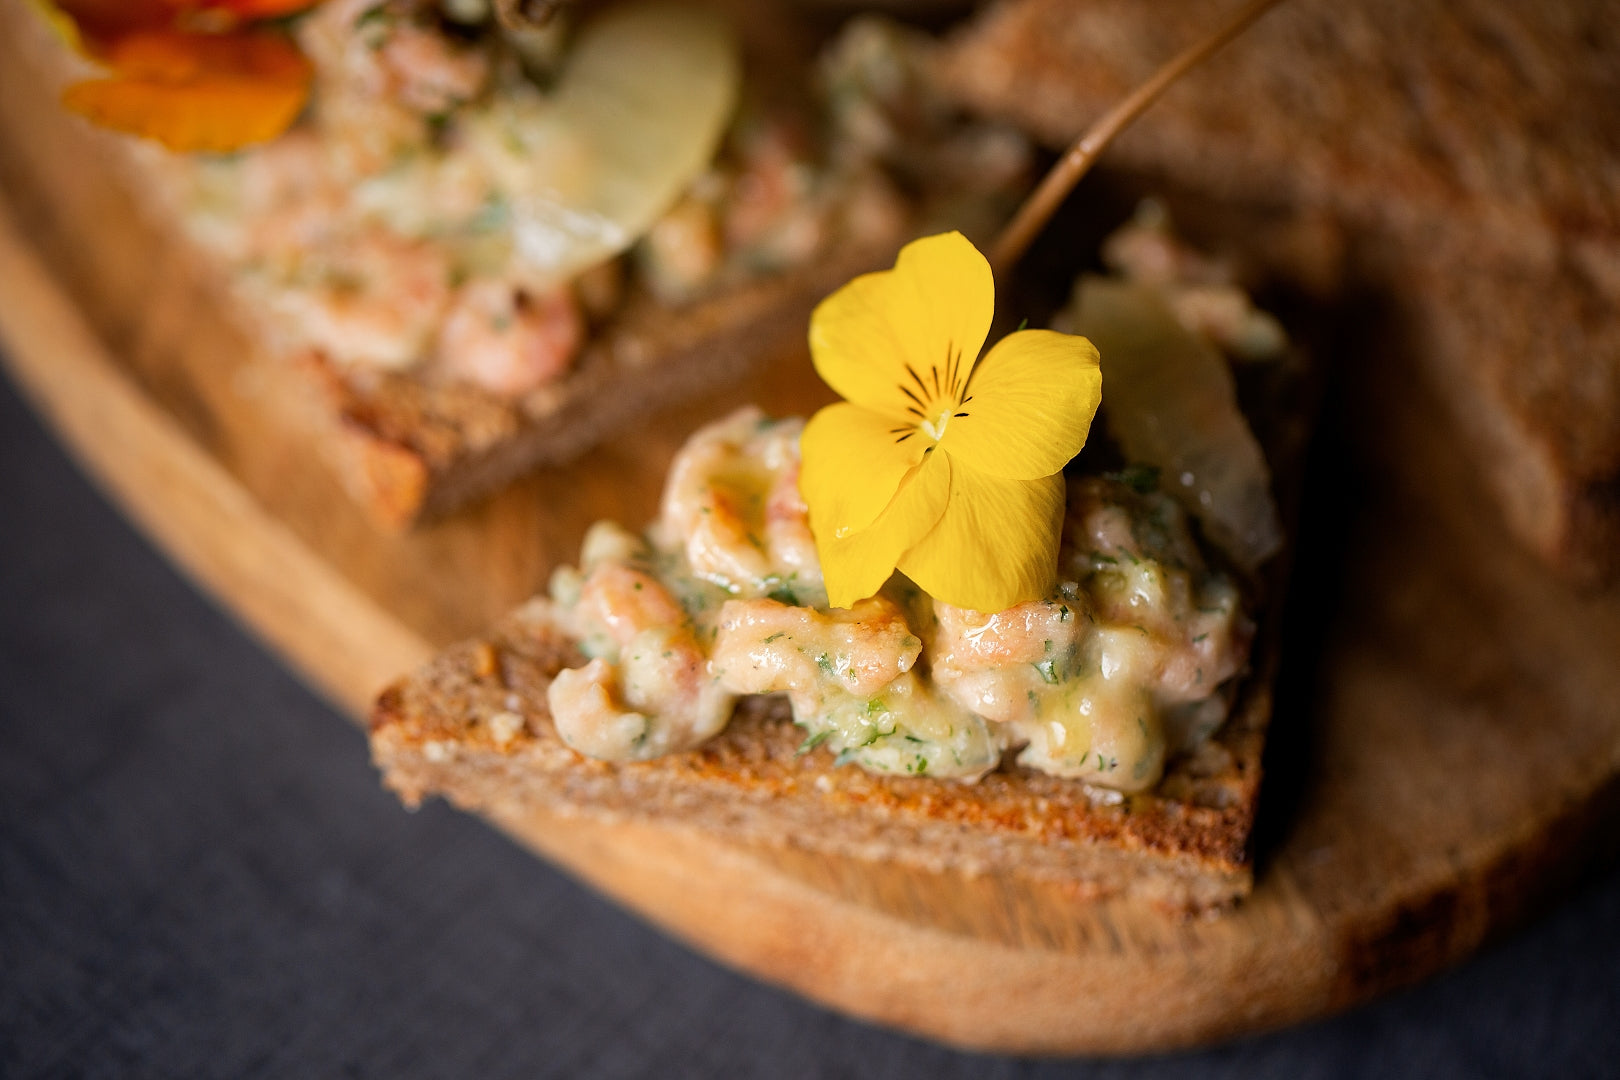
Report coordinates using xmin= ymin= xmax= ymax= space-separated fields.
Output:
xmin=799 ymin=231 xmax=1103 ymax=612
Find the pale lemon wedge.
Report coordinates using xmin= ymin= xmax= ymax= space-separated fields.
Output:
xmin=1074 ymin=276 xmax=1283 ymax=573
xmin=487 ymin=2 xmax=741 ymax=283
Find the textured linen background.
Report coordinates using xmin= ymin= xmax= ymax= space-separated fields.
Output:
xmin=3 ymin=367 xmax=1618 ymax=1080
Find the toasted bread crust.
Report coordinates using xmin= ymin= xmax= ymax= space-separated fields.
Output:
xmin=318 ymin=246 xmax=888 ymax=526
xmin=370 ymin=598 xmax=1271 ymax=912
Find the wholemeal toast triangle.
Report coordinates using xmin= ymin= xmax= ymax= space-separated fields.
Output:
xmin=370 ymin=591 xmax=1273 ymax=912
xmin=367 ymin=215 xmax=1312 ymax=915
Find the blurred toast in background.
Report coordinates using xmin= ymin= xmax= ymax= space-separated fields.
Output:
xmin=940 ymin=0 xmax=1620 ymax=583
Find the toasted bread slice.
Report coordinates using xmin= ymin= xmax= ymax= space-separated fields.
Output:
xmin=367 ymin=212 xmax=1311 ymax=915
xmin=8 ymin=1 xmax=1021 ymax=528
xmin=284 ymin=242 xmax=893 ymax=526
xmin=938 ymin=0 xmax=1620 ymax=582
xmin=371 ymin=595 xmax=1272 ymax=912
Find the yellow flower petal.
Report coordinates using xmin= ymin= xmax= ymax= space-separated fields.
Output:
xmin=799 ymin=402 xmax=928 ymax=542
xmin=817 ymin=450 xmax=951 ymax=609
xmin=937 ymin=329 xmax=1102 ymax=481
xmin=897 ymin=463 xmax=1064 ymax=612
xmin=808 ymin=232 xmax=993 ymax=421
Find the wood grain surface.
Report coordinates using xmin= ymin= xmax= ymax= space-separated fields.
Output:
xmin=2 ymin=2 xmax=1618 ymax=1055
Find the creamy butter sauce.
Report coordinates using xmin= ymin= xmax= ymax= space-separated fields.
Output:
xmin=544 ymin=409 xmax=1252 ymax=789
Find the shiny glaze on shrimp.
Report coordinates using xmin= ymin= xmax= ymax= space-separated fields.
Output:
xmin=548 ymin=538 xmax=732 ymax=761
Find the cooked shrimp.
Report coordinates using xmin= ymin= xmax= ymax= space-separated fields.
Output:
xmin=575 ymin=562 xmax=688 ymax=650
xmin=656 ymin=410 xmax=811 ymax=593
xmin=1156 ymin=582 xmax=1251 ymax=705
xmin=762 ymin=458 xmax=821 ymax=589
xmin=932 ymin=598 xmax=1083 ymax=668
xmin=548 ymin=639 xmax=735 ymax=762
xmin=640 ymin=195 xmax=724 ymax=303
xmin=724 ymin=124 xmax=810 ymax=250
xmin=379 ymin=25 xmax=491 ymax=115
xmin=659 ymin=419 xmax=769 ymax=587
xmin=304 ymin=0 xmax=488 ymax=112
xmin=550 ymin=565 xmax=735 ymax=761
xmin=711 ymin=595 xmax=919 ymax=704
xmin=929 ymin=597 xmax=1088 ymax=725
xmin=436 ymin=279 xmax=583 ymax=397
xmin=548 ymin=659 xmax=651 ymax=760
xmin=267 ymin=230 xmax=451 ymax=370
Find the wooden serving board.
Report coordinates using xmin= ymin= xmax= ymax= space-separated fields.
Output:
xmin=4 ymin=10 xmax=1620 ymax=1055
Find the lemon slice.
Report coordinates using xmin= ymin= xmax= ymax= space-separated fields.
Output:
xmin=501 ymin=2 xmax=740 ymax=282
xmin=1074 ymin=276 xmax=1283 ymax=573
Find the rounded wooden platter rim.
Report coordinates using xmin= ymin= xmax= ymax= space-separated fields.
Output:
xmin=3 ymin=187 xmax=1619 ymax=1055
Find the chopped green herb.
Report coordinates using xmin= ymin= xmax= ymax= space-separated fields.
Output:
xmin=467 ymin=195 xmax=510 ymax=234
xmin=866 ymin=698 xmax=886 ymax=716
xmin=1108 ymin=464 xmax=1161 ymax=494
xmin=815 ymin=653 xmax=835 ymax=676
xmin=1192 ymin=633 xmax=1209 ymax=643
xmin=1032 ymin=658 xmax=1060 ymax=685
xmin=797 ymin=729 xmax=832 ymax=755
xmin=762 ymin=632 xmax=785 ymax=644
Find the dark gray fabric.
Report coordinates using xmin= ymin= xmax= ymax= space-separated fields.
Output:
xmin=2 ymin=365 xmax=1617 ymax=1080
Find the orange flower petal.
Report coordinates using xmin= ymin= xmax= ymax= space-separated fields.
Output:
xmin=52 ymin=0 xmax=172 ymax=40
xmin=194 ymin=0 xmax=324 ymax=18
xmin=62 ymin=29 xmax=311 ymax=152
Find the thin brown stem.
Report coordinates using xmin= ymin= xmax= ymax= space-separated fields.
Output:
xmin=493 ymin=0 xmax=568 ymax=31
xmin=989 ymin=0 xmax=1287 ymax=275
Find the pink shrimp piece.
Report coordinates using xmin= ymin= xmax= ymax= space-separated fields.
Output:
xmin=575 ymin=563 xmax=688 ymax=649
xmin=712 ymin=596 xmax=919 ymax=702
xmin=271 ymin=230 xmax=451 ymax=370
xmin=932 ymin=599 xmax=1083 ymax=668
xmin=379 ymin=26 xmax=490 ymax=115
xmin=763 ymin=459 xmax=820 ymax=585
xmin=436 ymin=279 xmax=584 ymax=397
